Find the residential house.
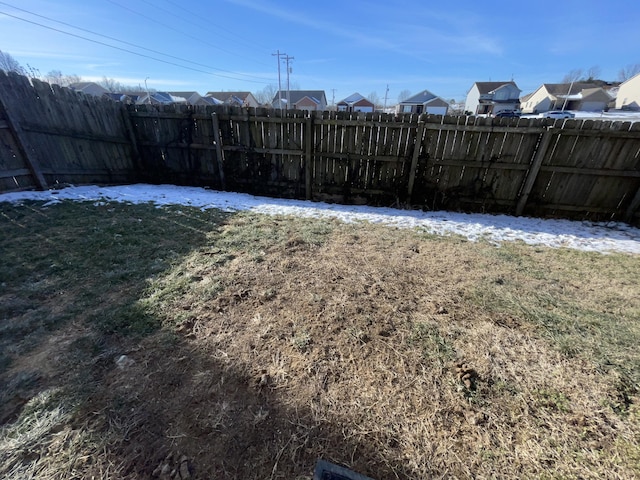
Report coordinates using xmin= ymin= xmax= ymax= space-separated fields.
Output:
xmin=201 ymin=96 xmax=222 ymax=106
xmin=397 ymin=90 xmax=449 ymax=115
xmin=205 ymin=91 xmax=259 ymax=107
xmin=465 ymin=81 xmax=521 ymax=115
xmin=615 ymin=73 xmax=640 ymax=110
xmin=520 ymin=82 xmax=611 ymax=113
xmin=135 ymin=91 xmax=187 ymax=105
xmin=69 ymin=82 xmax=109 ymax=97
xmin=167 ymin=91 xmax=213 ymax=106
xmin=337 ymin=93 xmax=375 ymax=112
xmin=271 ymin=90 xmax=328 ymax=111
xmin=102 ymin=92 xmax=140 ymax=104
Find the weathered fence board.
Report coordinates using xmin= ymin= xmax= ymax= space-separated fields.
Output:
xmin=0 ymin=71 xmax=137 ymax=188
xmin=1 ymin=72 xmax=640 ymax=224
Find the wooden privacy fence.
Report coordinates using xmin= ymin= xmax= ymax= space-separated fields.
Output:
xmin=1 ymin=71 xmax=640 ymax=224
xmin=0 ymin=71 xmax=138 ymax=193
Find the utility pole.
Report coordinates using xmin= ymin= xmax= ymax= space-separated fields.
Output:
xmin=284 ymin=54 xmax=294 ymax=110
xmin=331 ymin=89 xmax=336 ymax=108
xmin=144 ymin=77 xmax=150 ymax=104
xmin=562 ymin=80 xmax=574 ymax=111
xmin=272 ymin=50 xmax=286 ymax=108
xmin=383 ymin=84 xmax=389 ymax=111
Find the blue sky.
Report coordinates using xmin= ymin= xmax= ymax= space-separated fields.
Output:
xmin=1 ymin=0 xmax=639 ymax=104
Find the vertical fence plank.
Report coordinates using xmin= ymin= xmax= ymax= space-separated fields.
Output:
xmin=516 ymin=128 xmax=553 ymax=216
xmin=407 ymin=120 xmax=426 ymax=199
xmin=305 ymin=115 xmax=313 ymax=200
xmin=211 ymin=112 xmax=226 ymax=190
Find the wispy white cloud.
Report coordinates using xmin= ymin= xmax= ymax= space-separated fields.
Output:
xmin=223 ymin=0 xmax=398 ymax=50
xmin=81 ymin=76 xmax=193 ymax=88
xmin=395 ymin=25 xmax=503 ymax=56
xmin=84 ymin=62 xmax=123 ymax=70
xmin=6 ymin=50 xmax=95 ymax=61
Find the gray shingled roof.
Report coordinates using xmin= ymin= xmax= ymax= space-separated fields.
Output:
xmin=272 ymin=90 xmax=327 ymax=105
xmin=206 ymin=91 xmax=252 ymax=102
xmin=402 ymin=90 xmax=439 ymax=104
xmin=338 ymin=92 xmax=373 ymax=105
xmin=474 ymin=81 xmax=519 ymax=94
xmin=544 ymin=82 xmax=599 ymax=95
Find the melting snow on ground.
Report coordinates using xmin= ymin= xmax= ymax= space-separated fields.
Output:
xmin=1 ymin=184 xmax=639 ymax=255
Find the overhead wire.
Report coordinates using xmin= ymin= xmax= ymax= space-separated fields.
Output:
xmin=0 ymin=10 xmax=274 ymax=85
xmin=104 ymin=0 xmax=270 ymax=68
xmin=0 ymin=1 xmax=273 ymax=82
xmin=141 ymin=0 xmax=273 ymax=59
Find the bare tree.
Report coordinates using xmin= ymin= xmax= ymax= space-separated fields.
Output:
xmin=561 ymin=68 xmax=584 ymax=83
xmin=368 ymin=91 xmax=381 ymax=109
xmin=585 ymin=65 xmax=602 ymax=81
xmin=98 ymin=76 xmax=125 ymax=92
xmin=254 ymin=84 xmax=278 ymax=105
xmin=618 ymin=63 xmax=640 ymax=82
xmin=398 ymin=89 xmax=411 ymax=103
xmin=0 ymin=50 xmax=25 ymax=75
xmin=45 ymin=70 xmax=82 ymax=86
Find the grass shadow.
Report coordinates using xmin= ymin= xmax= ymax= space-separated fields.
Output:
xmin=0 ymin=201 xmax=400 ymax=479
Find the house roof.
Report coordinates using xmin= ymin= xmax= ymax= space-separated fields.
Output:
xmin=206 ymin=91 xmax=253 ymax=102
xmin=543 ymin=82 xmax=599 ymax=96
xmin=136 ymin=91 xmax=186 ymax=104
xmin=69 ymin=81 xmax=105 ymax=90
xmin=579 ymin=87 xmax=613 ymax=101
xmin=337 ymin=92 xmax=373 ymax=105
xmin=201 ymin=96 xmax=222 ymax=105
xmin=167 ymin=91 xmax=200 ymax=99
xmin=401 ymin=89 xmax=442 ymax=104
xmin=474 ymin=81 xmax=519 ymax=94
xmin=272 ymin=90 xmax=327 ymax=105
xmin=103 ymin=93 xmax=138 ymax=102
xmin=69 ymin=82 xmax=109 ymax=94
xmin=520 ymin=92 xmax=534 ymax=102
xmin=621 ymin=72 xmax=640 ymax=85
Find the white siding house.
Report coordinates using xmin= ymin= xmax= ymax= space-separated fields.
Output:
xmin=397 ymin=90 xmax=449 ymax=115
xmin=615 ymin=73 xmax=640 ymax=110
xmin=465 ymin=82 xmax=521 ymax=115
xmin=520 ymin=83 xmax=610 ymax=114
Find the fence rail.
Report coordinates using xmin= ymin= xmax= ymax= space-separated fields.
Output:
xmin=1 ymin=71 xmax=639 ymax=224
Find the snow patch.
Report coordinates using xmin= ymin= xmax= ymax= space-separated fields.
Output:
xmin=1 ymin=184 xmax=639 ymax=255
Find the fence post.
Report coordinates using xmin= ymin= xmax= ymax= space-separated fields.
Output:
xmin=120 ymin=106 xmax=143 ymax=177
xmin=623 ymin=186 xmax=640 ymax=224
xmin=0 ymin=81 xmax=47 ymax=190
xmin=304 ymin=114 xmax=313 ymax=200
xmin=515 ymin=128 xmax=553 ymax=216
xmin=211 ymin=112 xmax=226 ymax=190
xmin=407 ymin=119 xmax=426 ymax=200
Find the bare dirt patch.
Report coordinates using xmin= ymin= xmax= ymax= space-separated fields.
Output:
xmin=1 ymin=204 xmax=639 ymax=479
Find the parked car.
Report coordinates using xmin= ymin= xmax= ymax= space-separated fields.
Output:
xmin=542 ymin=110 xmax=575 ymax=119
xmin=495 ymin=110 xmax=521 ymax=118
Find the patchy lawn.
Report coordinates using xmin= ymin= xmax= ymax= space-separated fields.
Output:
xmin=1 ymin=200 xmax=639 ymax=479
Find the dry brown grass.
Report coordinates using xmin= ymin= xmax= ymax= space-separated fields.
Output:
xmin=1 ymin=204 xmax=639 ymax=479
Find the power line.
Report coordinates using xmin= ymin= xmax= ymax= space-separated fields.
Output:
xmin=104 ymin=0 xmax=266 ymax=70
xmin=284 ymin=54 xmax=294 ymax=109
xmin=272 ymin=50 xmax=285 ymax=107
xmin=154 ymin=0 xmax=273 ymax=60
xmin=0 ymin=10 xmax=273 ymax=85
xmin=0 ymin=1 xmax=274 ymax=82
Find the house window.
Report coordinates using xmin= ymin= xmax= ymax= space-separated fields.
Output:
xmin=402 ymin=105 xmax=412 ymax=113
